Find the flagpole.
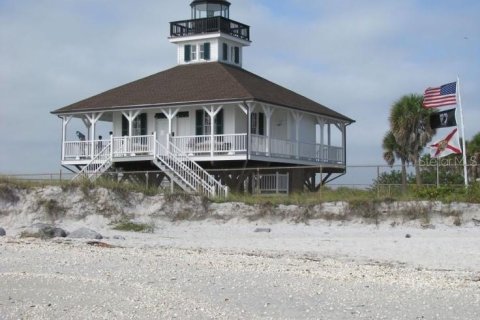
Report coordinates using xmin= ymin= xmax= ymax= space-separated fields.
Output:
xmin=457 ymin=76 xmax=468 ymax=187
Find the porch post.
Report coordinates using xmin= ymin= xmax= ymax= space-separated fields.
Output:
xmin=247 ymin=103 xmax=256 ymax=157
xmin=327 ymin=123 xmax=332 ymax=146
xmin=238 ymin=103 xmax=248 ymax=154
xmin=110 ymin=133 xmax=114 ymax=159
xmin=152 ymin=131 xmax=157 ymax=156
xmin=316 ymin=117 xmax=325 ymax=161
xmin=161 ymin=108 xmax=180 ymax=135
xmin=85 ymin=112 xmax=103 ymax=159
xmin=121 ymin=110 xmax=141 ymax=137
xmin=61 ymin=116 xmax=72 ymax=161
xmin=261 ymin=104 xmax=274 ymax=156
xmin=291 ymin=111 xmax=303 ymax=159
xmin=202 ymin=105 xmax=223 ymax=158
xmin=335 ymin=122 xmax=346 ymax=164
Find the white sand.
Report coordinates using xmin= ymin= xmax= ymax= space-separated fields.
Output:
xmin=1 ymin=220 xmax=480 ymax=319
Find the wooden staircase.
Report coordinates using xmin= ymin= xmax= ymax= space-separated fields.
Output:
xmin=72 ymin=137 xmax=228 ymax=198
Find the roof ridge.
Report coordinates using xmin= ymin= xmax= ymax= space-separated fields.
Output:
xmin=216 ymin=63 xmax=254 ymax=100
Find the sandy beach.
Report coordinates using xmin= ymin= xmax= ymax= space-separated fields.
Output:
xmin=1 ymin=221 xmax=480 ymax=320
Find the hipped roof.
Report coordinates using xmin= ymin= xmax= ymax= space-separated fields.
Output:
xmin=52 ymin=62 xmax=354 ymax=123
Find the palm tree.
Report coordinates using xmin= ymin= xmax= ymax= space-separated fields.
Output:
xmin=382 ymin=131 xmax=409 ymax=191
xmin=387 ymin=94 xmax=435 ymax=186
xmin=467 ymin=133 xmax=480 ymax=181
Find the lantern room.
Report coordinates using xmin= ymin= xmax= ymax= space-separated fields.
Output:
xmin=191 ymin=0 xmax=230 ymax=19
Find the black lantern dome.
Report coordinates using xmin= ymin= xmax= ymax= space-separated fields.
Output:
xmin=190 ymin=0 xmax=231 ymax=19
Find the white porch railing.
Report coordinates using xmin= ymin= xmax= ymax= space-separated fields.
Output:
xmin=112 ymin=135 xmax=155 ymax=157
xmin=63 ymin=141 xmax=92 ymax=160
xmin=251 ymin=135 xmax=344 ymax=164
xmin=170 ymin=134 xmax=247 ymax=156
xmin=63 ymin=134 xmax=344 ymax=165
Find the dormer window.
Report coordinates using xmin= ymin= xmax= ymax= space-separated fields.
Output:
xmin=222 ymin=43 xmax=228 ymax=61
xmin=191 ymin=45 xmax=197 ymax=60
xmin=200 ymin=43 xmax=210 ymax=60
xmin=185 ymin=42 xmax=210 ymax=63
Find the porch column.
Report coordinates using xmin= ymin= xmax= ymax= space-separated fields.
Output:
xmin=121 ymin=110 xmax=141 ymax=137
xmin=327 ymin=123 xmax=332 ymax=147
xmin=291 ymin=111 xmax=303 ymax=159
xmin=161 ymin=108 xmax=180 ymax=135
xmin=203 ymin=105 xmax=223 ymax=157
xmin=61 ymin=115 xmax=72 ymax=161
xmin=85 ymin=112 xmax=103 ymax=159
xmin=335 ymin=122 xmax=346 ymax=163
xmin=238 ymin=103 xmax=248 ymax=154
xmin=247 ymin=103 xmax=256 ymax=157
xmin=316 ymin=117 xmax=325 ymax=161
xmin=261 ymin=104 xmax=274 ymax=156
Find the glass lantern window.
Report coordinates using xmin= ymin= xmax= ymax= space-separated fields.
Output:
xmin=192 ymin=2 xmax=229 ymax=19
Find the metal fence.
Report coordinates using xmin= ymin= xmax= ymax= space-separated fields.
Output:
xmin=1 ymin=163 xmax=478 ymax=193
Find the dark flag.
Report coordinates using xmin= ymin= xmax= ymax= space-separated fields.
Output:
xmin=430 ymin=108 xmax=457 ymax=129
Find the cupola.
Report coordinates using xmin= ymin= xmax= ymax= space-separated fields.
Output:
xmin=190 ymin=0 xmax=230 ymax=19
xmin=169 ymin=0 xmax=251 ymax=67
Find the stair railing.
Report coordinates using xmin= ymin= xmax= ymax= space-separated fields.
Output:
xmin=155 ymin=140 xmax=228 ymax=198
xmin=73 ymin=142 xmax=112 ymax=181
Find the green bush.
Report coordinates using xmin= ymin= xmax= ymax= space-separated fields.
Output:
xmin=112 ymin=221 xmax=154 ymax=233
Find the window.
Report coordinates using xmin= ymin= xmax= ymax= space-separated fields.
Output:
xmin=222 ymin=43 xmax=228 ymax=61
xmin=191 ymin=45 xmax=197 ymax=60
xmin=177 ymin=111 xmax=189 ymax=118
xmin=250 ymin=112 xmax=265 ymax=136
xmin=200 ymin=43 xmax=210 ymax=60
xmin=186 ymin=43 xmax=209 ymax=62
xmin=199 ymin=44 xmax=204 ymax=60
xmin=196 ymin=109 xmax=224 ymax=135
xmin=122 ymin=113 xmax=147 ymax=136
xmin=184 ymin=44 xmax=191 ymax=62
xmin=230 ymin=46 xmax=240 ymax=64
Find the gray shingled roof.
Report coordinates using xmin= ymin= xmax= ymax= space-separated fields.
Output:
xmin=51 ymin=62 xmax=354 ymax=123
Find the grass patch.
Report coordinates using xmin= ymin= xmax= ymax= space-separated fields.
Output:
xmin=2 ymin=175 xmax=480 ymax=205
xmin=112 ymin=221 xmax=154 ymax=233
xmin=0 ymin=184 xmax=20 ymax=203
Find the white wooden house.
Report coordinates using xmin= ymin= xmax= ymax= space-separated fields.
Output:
xmin=51 ymin=0 xmax=354 ymax=196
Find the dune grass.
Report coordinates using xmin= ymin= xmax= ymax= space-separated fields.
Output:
xmin=112 ymin=221 xmax=155 ymax=233
xmin=2 ymin=175 xmax=480 ymax=204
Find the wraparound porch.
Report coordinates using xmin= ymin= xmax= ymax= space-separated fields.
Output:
xmin=61 ymin=133 xmax=344 ymax=166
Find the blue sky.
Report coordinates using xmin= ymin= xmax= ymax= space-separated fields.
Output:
xmin=0 ymin=0 xmax=479 ymax=185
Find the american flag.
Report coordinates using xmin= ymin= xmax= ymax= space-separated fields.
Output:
xmin=423 ymin=82 xmax=457 ymax=108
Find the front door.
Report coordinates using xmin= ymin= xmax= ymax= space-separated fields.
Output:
xmin=155 ymin=117 xmax=169 ymax=155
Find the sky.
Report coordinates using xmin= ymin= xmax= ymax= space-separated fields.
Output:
xmin=0 ymin=0 xmax=479 ymax=185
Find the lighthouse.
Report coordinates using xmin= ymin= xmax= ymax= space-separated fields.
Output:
xmin=52 ymin=0 xmax=354 ymax=195
xmin=169 ymin=0 xmax=251 ymax=67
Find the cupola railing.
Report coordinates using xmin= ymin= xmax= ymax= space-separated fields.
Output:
xmin=170 ymin=16 xmax=250 ymax=41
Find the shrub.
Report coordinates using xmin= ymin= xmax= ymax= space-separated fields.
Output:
xmin=113 ymin=221 xmax=154 ymax=233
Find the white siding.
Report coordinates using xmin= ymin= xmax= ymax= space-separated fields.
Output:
xmin=234 ymin=108 xmax=247 ymax=134
xmin=299 ymin=114 xmax=316 ymax=144
xmin=270 ymin=110 xmax=288 ymax=140
xmin=176 ymin=39 xmax=220 ymax=65
xmin=175 ymin=35 xmax=244 ymax=66
xmin=113 ymin=112 xmax=122 ymax=136
xmin=223 ymin=106 xmax=235 ymax=134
